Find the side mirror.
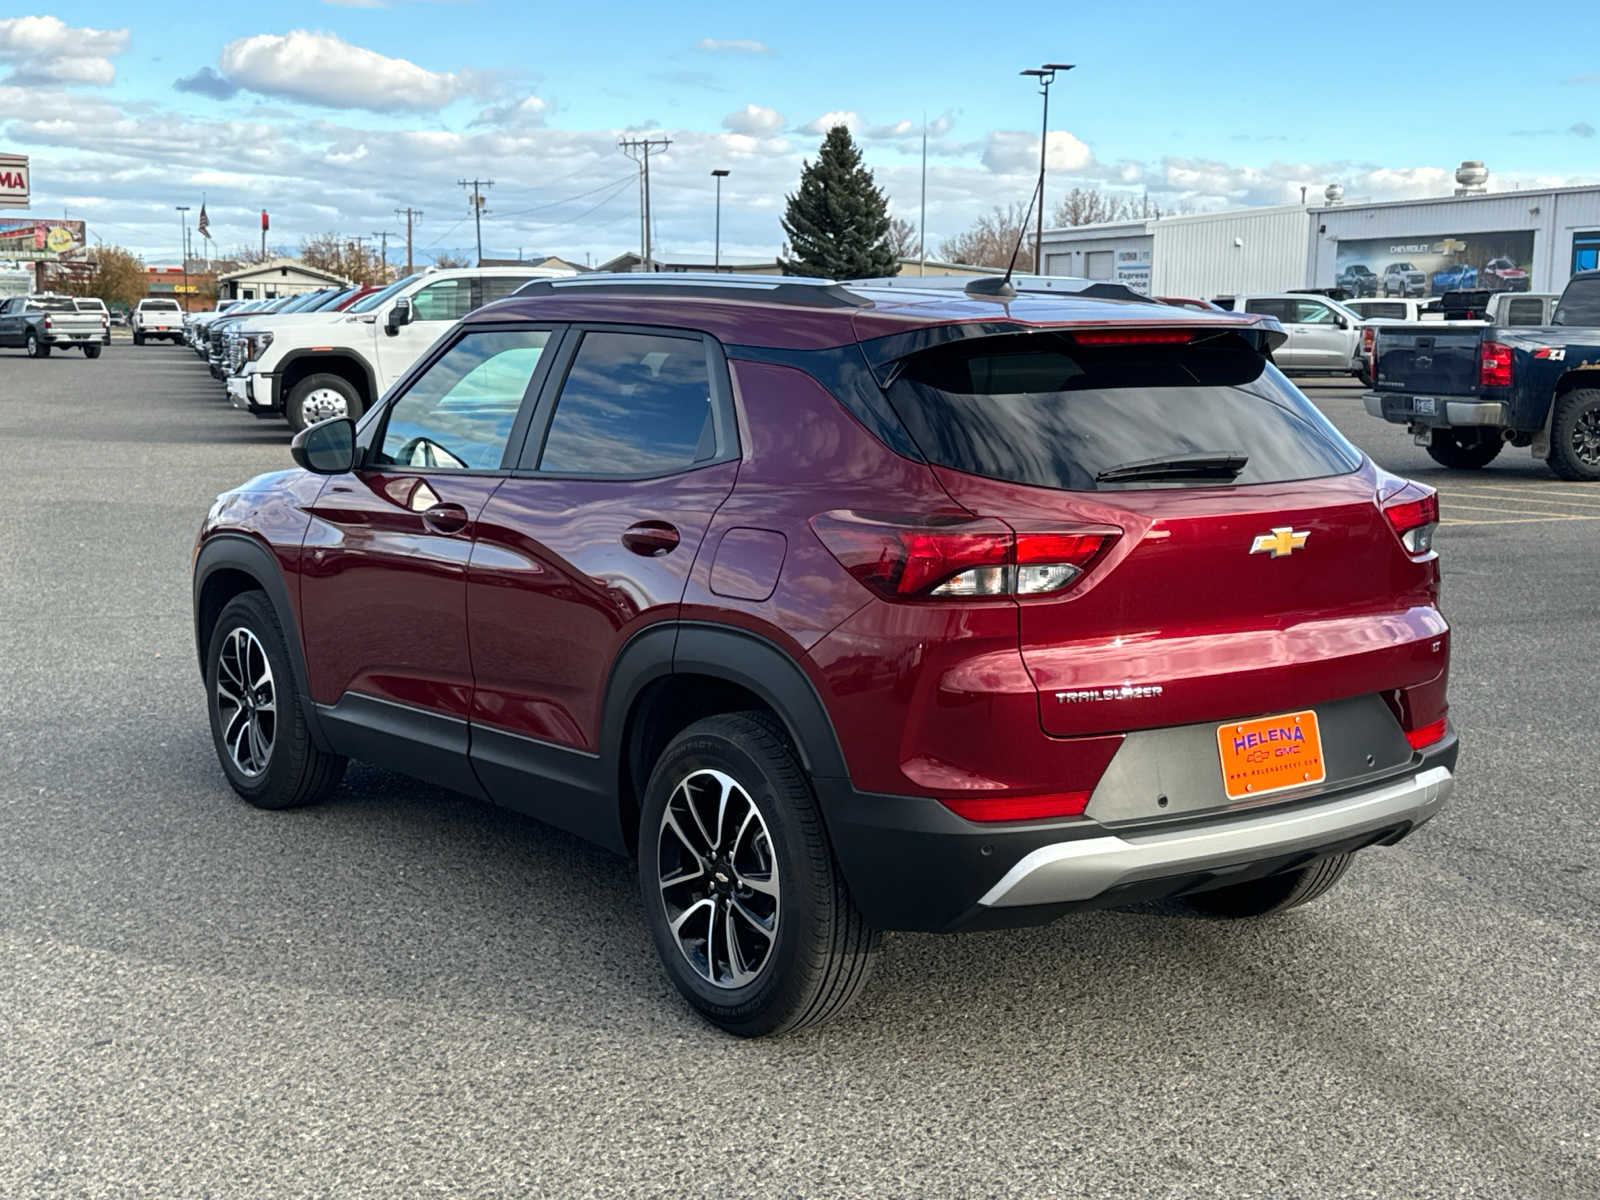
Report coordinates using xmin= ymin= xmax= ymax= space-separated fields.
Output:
xmin=384 ymin=297 xmax=412 ymax=336
xmin=291 ymin=417 xmax=356 ymax=474
xmin=1335 ymin=316 xmax=1348 ymax=329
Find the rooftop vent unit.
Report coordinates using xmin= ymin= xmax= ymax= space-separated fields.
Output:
xmin=1454 ymin=160 xmax=1488 ymax=196
xmin=1324 ymin=182 xmax=1344 ymax=206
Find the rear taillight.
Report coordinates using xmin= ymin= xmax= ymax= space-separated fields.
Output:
xmin=1380 ymin=480 xmax=1440 ymax=555
xmin=809 ymin=512 xmax=1117 ymax=600
xmin=43 ymin=317 xmax=52 ymax=329
xmin=939 ymin=791 xmax=1091 ymax=822
xmin=1480 ymin=341 xmax=1513 ymax=388
xmin=1404 ymin=717 xmax=1448 ymax=750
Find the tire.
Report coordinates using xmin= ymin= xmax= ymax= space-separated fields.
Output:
xmin=1184 ymin=853 xmax=1355 ymax=918
xmin=1547 ymin=388 xmax=1600 ymax=482
xmin=24 ymin=331 xmax=49 ymax=358
xmin=286 ymin=372 xmax=363 ymax=432
xmin=1426 ymin=428 xmax=1502 ymax=470
xmin=83 ymin=345 xmax=102 ymax=359
xmin=204 ymin=591 xmax=346 ymax=810
xmin=133 ymin=331 xmax=144 ymax=346
xmin=638 ymin=712 xmax=880 ymax=1037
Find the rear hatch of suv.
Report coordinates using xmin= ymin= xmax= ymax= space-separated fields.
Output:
xmin=880 ymin=328 xmax=1447 ymax=743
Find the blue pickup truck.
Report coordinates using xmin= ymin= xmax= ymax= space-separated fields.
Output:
xmin=1364 ymin=270 xmax=1600 ymax=479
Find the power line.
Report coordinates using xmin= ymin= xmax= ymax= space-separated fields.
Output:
xmin=457 ymin=178 xmax=494 ymax=266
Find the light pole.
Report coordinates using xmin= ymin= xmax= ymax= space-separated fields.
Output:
xmin=175 ymin=205 xmax=191 ymax=312
xmin=1020 ymin=63 xmax=1073 ymax=274
xmin=711 ymin=169 xmax=729 ymax=272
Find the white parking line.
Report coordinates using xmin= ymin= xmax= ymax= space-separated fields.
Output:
xmin=1440 ymin=500 xmax=1600 ymax=520
xmin=1442 ymin=514 xmax=1600 ymax=526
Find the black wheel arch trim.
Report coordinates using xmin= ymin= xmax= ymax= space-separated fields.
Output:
xmin=192 ymin=533 xmax=331 ymax=751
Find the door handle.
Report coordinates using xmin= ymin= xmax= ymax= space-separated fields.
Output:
xmin=422 ymin=502 xmax=470 ymax=535
xmin=622 ymin=521 xmax=680 ymax=557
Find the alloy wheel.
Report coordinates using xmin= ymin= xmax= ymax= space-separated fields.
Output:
xmin=215 ymin=626 xmax=276 ymax=777
xmin=302 ymin=387 xmax=349 ymax=422
xmin=1573 ymin=407 xmax=1600 ymax=467
xmin=656 ymin=768 xmax=780 ymax=989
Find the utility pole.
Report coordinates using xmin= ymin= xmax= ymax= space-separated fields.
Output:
xmin=175 ymin=205 xmax=190 ymax=312
xmin=711 ymin=169 xmax=729 ymax=271
xmin=919 ymin=116 xmax=928 ymax=276
xmin=458 ymin=179 xmax=494 ymax=265
xmin=395 ymin=207 xmax=422 ymax=273
xmin=371 ymin=230 xmax=398 ymax=282
xmin=619 ymin=137 xmax=671 ymax=271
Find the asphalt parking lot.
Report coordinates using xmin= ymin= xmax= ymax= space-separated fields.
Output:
xmin=1 ymin=347 xmax=1596 ymax=1199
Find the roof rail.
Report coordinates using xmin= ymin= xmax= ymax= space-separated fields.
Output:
xmin=512 ymin=271 xmax=870 ymax=309
xmin=846 ymin=273 xmax=1151 ymax=304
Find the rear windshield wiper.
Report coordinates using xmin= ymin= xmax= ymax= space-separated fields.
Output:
xmin=1095 ymin=452 xmax=1248 ymax=483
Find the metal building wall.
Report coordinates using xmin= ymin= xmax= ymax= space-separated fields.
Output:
xmin=1038 ymin=223 xmax=1151 ymax=280
xmin=1149 ymin=205 xmax=1311 ymax=297
xmin=1308 ymin=187 xmax=1600 ymax=294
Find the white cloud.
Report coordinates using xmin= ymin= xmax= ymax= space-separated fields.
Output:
xmin=0 ymin=15 xmax=128 ymax=86
xmin=218 ymin=30 xmax=480 ymax=112
xmin=865 ymin=119 xmax=915 ymax=139
xmin=696 ymin=38 xmax=769 ymax=54
xmin=722 ymin=104 xmax=784 ymax=135
xmin=471 ymin=95 xmax=549 ymax=129
xmin=800 ymin=110 xmax=860 ymax=135
xmin=982 ymin=129 xmax=1091 ymax=174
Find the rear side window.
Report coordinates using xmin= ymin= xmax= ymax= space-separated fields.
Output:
xmin=885 ymin=335 xmax=1362 ymax=492
xmin=1504 ymin=298 xmax=1546 ymax=325
xmin=1244 ymin=298 xmax=1293 ymax=321
xmin=1554 ymin=278 xmax=1600 ymax=326
xmin=534 ymin=331 xmax=716 ymax=476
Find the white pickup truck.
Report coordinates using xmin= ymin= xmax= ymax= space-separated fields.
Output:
xmin=131 ymin=297 xmax=185 ymax=345
xmin=227 ymin=265 xmax=574 ymax=428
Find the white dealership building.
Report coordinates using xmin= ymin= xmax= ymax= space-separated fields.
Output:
xmin=1038 ymin=163 xmax=1600 ymax=300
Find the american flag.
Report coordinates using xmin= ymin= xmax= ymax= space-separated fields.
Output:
xmin=197 ymin=202 xmax=210 ymax=239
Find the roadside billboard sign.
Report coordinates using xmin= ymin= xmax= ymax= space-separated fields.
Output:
xmin=1333 ymin=229 xmax=1535 ymax=298
xmin=0 ymin=154 xmax=27 ymax=208
xmin=0 ymin=217 xmax=87 ymax=261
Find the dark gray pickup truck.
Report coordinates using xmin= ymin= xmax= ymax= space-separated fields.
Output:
xmin=0 ymin=293 xmax=106 ymax=358
xmin=1364 ymin=270 xmax=1600 ymax=479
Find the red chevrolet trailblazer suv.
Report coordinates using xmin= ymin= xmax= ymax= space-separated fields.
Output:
xmin=192 ymin=273 xmax=1457 ymax=1036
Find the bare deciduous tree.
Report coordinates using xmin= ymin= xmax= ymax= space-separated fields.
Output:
xmin=300 ymin=234 xmax=386 ymax=285
xmin=939 ymin=203 xmax=1035 ymax=271
xmin=888 ymin=217 xmax=920 ymax=261
xmin=431 ymin=252 xmax=470 ymax=268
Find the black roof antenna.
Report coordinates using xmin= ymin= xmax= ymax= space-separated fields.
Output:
xmin=964 ymin=174 xmax=1042 ymax=301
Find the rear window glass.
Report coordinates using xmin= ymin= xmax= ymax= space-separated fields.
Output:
xmin=141 ymin=299 xmax=181 ymax=311
xmin=1554 ymin=278 xmax=1600 ymax=326
xmin=885 ymin=335 xmax=1362 ymax=492
xmin=33 ymin=298 xmax=77 ymax=313
xmin=1354 ymin=302 xmax=1406 ymax=319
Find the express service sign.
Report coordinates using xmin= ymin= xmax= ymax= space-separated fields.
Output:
xmin=0 ymin=154 xmax=28 ymax=208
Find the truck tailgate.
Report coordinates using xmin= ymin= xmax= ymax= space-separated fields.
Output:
xmin=1375 ymin=325 xmax=1482 ymax=394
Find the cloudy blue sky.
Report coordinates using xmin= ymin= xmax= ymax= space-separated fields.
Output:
xmin=3 ymin=1 xmax=1597 ymax=267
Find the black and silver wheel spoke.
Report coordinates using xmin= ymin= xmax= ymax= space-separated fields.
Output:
xmin=1575 ymin=409 xmax=1600 ymax=466
xmin=215 ymin=626 xmax=275 ymax=778
xmin=657 ymin=768 xmax=780 ymax=989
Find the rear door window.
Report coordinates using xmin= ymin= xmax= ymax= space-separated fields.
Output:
xmin=884 ymin=334 xmax=1362 ymax=492
xmin=478 ymin=275 xmax=536 ymax=305
xmin=1554 ymin=277 xmax=1600 ymax=326
xmin=1244 ymin=298 xmax=1294 ymax=322
xmin=530 ymin=330 xmax=718 ymax=476
xmin=410 ymin=277 xmax=473 ymax=322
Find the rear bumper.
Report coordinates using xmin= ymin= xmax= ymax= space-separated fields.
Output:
xmin=1364 ymin=391 xmax=1509 ymax=428
xmin=816 ymin=736 xmax=1457 ymax=932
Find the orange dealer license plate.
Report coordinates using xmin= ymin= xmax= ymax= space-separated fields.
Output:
xmin=1217 ymin=710 xmax=1325 ymax=801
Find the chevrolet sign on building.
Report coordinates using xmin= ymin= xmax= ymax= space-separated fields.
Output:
xmin=0 ymin=154 xmax=28 ymax=208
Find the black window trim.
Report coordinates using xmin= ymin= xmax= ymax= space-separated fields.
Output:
xmin=508 ymin=321 xmax=741 ymax=481
xmin=356 ymin=319 xmax=567 ymax=477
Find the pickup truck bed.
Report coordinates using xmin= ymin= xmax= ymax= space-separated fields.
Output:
xmin=1364 ymin=270 xmax=1600 ymax=479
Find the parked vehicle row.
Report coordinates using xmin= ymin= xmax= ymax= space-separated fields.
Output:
xmin=1364 ymin=270 xmax=1600 ymax=478
xmin=189 ymin=266 xmax=574 ymax=431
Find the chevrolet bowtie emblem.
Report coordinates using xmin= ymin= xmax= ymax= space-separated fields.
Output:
xmin=1249 ymin=527 xmax=1309 ymax=558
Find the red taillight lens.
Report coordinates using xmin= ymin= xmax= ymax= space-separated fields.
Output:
xmin=1404 ymin=717 xmax=1448 ymax=750
xmin=1480 ymin=341 xmax=1513 ymax=388
xmin=810 ymin=512 xmax=1116 ymax=600
xmin=939 ymin=791 xmax=1091 ymax=822
xmin=1070 ymin=329 xmax=1193 ymax=346
xmin=1381 ymin=481 xmax=1440 ymax=555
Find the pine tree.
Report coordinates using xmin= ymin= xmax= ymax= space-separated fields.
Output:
xmin=779 ymin=126 xmax=897 ymax=279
